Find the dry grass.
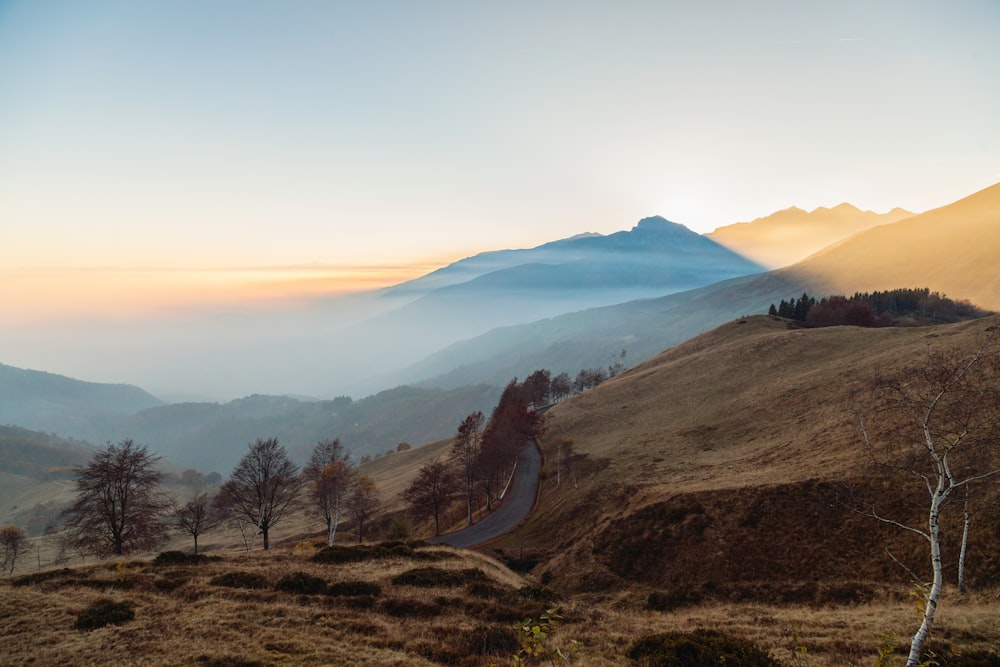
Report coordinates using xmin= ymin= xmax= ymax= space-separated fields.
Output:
xmin=2 ymin=544 xmax=998 ymax=666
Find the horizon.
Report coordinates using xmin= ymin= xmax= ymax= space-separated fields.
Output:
xmin=2 ymin=2 xmax=998 ymax=397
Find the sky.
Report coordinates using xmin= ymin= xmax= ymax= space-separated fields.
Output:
xmin=1 ymin=1 xmax=999 ymax=322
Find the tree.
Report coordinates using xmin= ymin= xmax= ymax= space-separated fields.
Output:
xmin=404 ymin=459 xmax=460 ymax=536
xmin=302 ymin=438 xmax=354 ymax=547
xmin=477 ymin=379 xmax=546 ymax=508
xmin=523 ymin=369 xmax=552 ymax=407
xmin=347 ymin=475 xmax=380 ymax=543
xmin=451 ymin=411 xmax=485 ymax=526
xmin=173 ymin=493 xmax=218 ymax=555
xmin=550 ymin=372 xmax=572 ymax=402
xmin=216 ymin=438 xmax=301 ymax=551
xmin=858 ymin=331 xmax=1000 ymax=666
xmin=1 ymin=525 xmax=30 ymax=576
xmin=61 ymin=439 xmax=170 ymax=558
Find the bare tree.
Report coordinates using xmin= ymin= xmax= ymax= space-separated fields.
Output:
xmin=451 ymin=411 xmax=485 ymax=526
xmin=555 ymin=439 xmax=576 ymax=488
xmin=858 ymin=331 xmax=1000 ymax=666
xmin=347 ymin=475 xmax=380 ymax=543
xmin=404 ymin=459 xmax=460 ymax=536
xmin=173 ymin=493 xmax=218 ymax=555
xmin=302 ymin=438 xmax=354 ymax=546
xmin=550 ymin=372 xmax=572 ymax=402
xmin=1 ymin=525 xmax=30 ymax=575
xmin=61 ymin=439 xmax=170 ymax=558
xmin=216 ymin=438 xmax=301 ymax=551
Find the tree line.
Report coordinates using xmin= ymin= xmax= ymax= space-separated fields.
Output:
xmin=43 ymin=434 xmax=384 ymax=563
xmin=768 ymin=288 xmax=987 ymax=328
xmin=404 ymin=376 xmax=547 ymax=536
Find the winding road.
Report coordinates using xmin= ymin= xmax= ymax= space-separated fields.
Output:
xmin=427 ymin=440 xmax=541 ymax=548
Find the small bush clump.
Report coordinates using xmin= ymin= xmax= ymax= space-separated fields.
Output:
xmin=466 ymin=581 xmax=514 ymax=600
xmin=74 ymin=598 xmax=135 ymax=630
xmin=274 ymin=572 xmax=328 ymax=595
xmin=626 ymin=629 xmax=780 ymax=666
xmin=392 ymin=566 xmax=485 ymax=588
xmin=153 ymin=551 xmax=218 ymax=566
xmin=380 ymin=597 xmax=443 ymax=618
xmin=209 ymin=571 xmax=269 ymax=590
xmin=12 ymin=568 xmax=73 ymax=587
xmin=326 ymin=580 xmax=382 ymax=597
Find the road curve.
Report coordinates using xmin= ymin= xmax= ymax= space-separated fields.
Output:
xmin=427 ymin=441 xmax=541 ymax=549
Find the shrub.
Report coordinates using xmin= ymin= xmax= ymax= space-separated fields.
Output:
xmin=380 ymin=597 xmax=442 ymax=618
xmin=626 ymin=630 xmax=780 ymax=666
xmin=12 ymin=568 xmax=73 ymax=587
xmin=274 ymin=572 xmax=327 ymax=595
xmin=466 ymin=581 xmax=514 ymax=600
xmin=74 ymin=598 xmax=135 ymax=630
xmin=209 ymin=571 xmax=269 ymax=589
xmin=517 ymin=584 xmax=559 ymax=604
xmin=153 ymin=551 xmax=218 ymax=566
xmin=391 ymin=566 xmax=483 ymax=588
xmin=648 ymin=587 xmax=703 ymax=611
xmin=326 ymin=580 xmax=382 ymax=597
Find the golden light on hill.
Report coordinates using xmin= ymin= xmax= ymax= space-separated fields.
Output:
xmin=790 ymin=182 xmax=1000 ymax=311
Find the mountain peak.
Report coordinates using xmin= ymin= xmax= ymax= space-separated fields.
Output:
xmin=634 ymin=215 xmax=681 ymax=231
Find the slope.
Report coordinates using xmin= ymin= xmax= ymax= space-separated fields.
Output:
xmin=0 ymin=363 xmax=163 ymax=436
xmin=485 ymin=314 xmax=1000 ymax=597
xmin=789 ymin=181 xmax=1000 ymax=311
xmin=708 ymin=203 xmax=913 ymax=268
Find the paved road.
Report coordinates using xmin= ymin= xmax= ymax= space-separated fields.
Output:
xmin=427 ymin=440 xmax=541 ymax=548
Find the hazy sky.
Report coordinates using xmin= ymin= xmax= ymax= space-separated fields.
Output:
xmin=2 ymin=1 xmax=999 ymax=318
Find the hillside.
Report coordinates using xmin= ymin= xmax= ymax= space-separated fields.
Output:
xmin=478 ymin=315 xmax=1000 ymax=599
xmin=0 ymin=363 xmax=163 ymax=436
xmin=788 ymin=182 xmax=1000 ymax=312
xmin=708 ymin=203 xmax=913 ymax=268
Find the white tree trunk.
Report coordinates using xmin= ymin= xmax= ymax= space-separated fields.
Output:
xmin=958 ymin=497 xmax=970 ymax=593
xmin=906 ymin=499 xmax=944 ymax=667
xmin=327 ymin=498 xmax=341 ymax=547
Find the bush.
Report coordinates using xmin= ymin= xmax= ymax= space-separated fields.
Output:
xmin=11 ymin=568 xmax=73 ymax=587
xmin=274 ymin=572 xmax=327 ymax=595
xmin=326 ymin=580 xmax=382 ymax=597
xmin=391 ymin=566 xmax=484 ymax=588
xmin=153 ymin=551 xmax=218 ymax=566
xmin=209 ymin=571 xmax=269 ymax=589
xmin=466 ymin=581 xmax=514 ymax=600
xmin=380 ymin=597 xmax=443 ymax=618
xmin=626 ymin=630 xmax=779 ymax=666
xmin=648 ymin=587 xmax=703 ymax=611
xmin=74 ymin=598 xmax=135 ymax=630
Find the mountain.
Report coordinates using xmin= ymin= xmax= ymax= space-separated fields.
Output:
xmin=53 ymin=384 xmax=502 ymax=474
xmin=0 ymin=364 xmax=163 ymax=435
xmin=402 ymin=183 xmax=1000 ymax=389
xmin=707 ymin=202 xmax=914 ymax=268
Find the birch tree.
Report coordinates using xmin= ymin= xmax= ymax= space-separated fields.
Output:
xmin=303 ymin=438 xmax=353 ymax=546
xmin=858 ymin=330 xmax=1000 ymax=666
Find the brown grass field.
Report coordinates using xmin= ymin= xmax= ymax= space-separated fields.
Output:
xmin=4 ymin=314 xmax=1000 ymax=665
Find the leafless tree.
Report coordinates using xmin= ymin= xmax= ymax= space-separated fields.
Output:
xmin=216 ymin=438 xmax=301 ymax=551
xmin=302 ymin=438 xmax=354 ymax=546
xmin=1 ymin=525 xmax=30 ymax=575
xmin=173 ymin=493 xmax=218 ymax=555
xmin=404 ymin=459 xmax=460 ymax=536
xmin=347 ymin=475 xmax=380 ymax=543
xmin=61 ymin=439 xmax=170 ymax=558
xmin=451 ymin=411 xmax=485 ymax=526
xmin=858 ymin=330 xmax=1000 ymax=666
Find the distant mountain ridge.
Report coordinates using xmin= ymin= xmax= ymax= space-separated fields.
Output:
xmin=0 ymin=363 xmax=163 ymax=436
xmin=402 ymin=182 xmax=999 ymax=390
xmin=708 ymin=202 xmax=914 ymax=268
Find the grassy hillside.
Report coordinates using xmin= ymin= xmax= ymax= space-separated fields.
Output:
xmin=485 ymin=315 xmax=1000 ymax=599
